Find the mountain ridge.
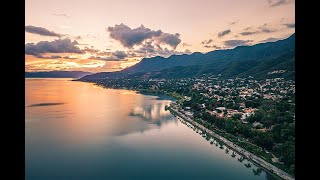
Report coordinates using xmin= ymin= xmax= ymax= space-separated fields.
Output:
xmin=80 ymin=33 xmax=295 ymax=80
xmin=123 ymin=33 xmax=294 ymax=73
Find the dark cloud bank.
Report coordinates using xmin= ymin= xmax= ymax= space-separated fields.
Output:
xmin=25 ymin=25 xmax=62 ymax=37
xmin=25 ymin=38 xmax=83 ymax=56
xmin=107 ymin=23 xmax=181 ymax=49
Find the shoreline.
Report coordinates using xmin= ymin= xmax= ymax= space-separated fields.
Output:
xmin=168 ymin=104 xmax=294 ymax=180
xmin=77 ymin=80 xmax=294 ymax=180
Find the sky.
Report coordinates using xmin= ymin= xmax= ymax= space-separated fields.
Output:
xmin=25 ymin=0 xmax=295 ymax=72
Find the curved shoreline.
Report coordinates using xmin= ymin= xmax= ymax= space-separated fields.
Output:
xmin=77 ymin=80 xmax=294 ymax=179
xmin=168 ymin=104 xmax=294 ymax=180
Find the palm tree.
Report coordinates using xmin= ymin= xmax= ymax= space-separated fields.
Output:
xmin=245 ymin=163 xmax=252 ymax=168
xmin=231 ymin=152 xmax=236 ymax=158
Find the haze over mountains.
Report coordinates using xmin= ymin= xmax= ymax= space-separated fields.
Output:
xmin=80 ymin=33 xmax=295 ymax=80
xmin=25 ymin=71 xmax=92 ymax=78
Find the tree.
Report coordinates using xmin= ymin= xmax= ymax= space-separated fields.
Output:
xmin=261 ymin=116 xmax=274 ymax=128
xmin=252 ymin=132 xmax=274 ymax=150
xmin=225 ymin=119 xmax=236 ymax=134
xmin=232 ymin=114 xmax=242 ymax=120
xmin=216 ymin=118 xmax=226 ymax=129
xmin=278 ymin=141 xmax=295 ymax=168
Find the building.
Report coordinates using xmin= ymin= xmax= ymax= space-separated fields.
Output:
xmin=252 ymin=121 xmax=263 ymax=128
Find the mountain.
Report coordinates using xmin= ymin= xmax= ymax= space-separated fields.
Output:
xmin=238 ymin=50 xmax=295 ymax=80
xmin=144 ymin=50 xmax=295 ymax=80
xmin=25 ymin=71 xmax=92 ymax=78
xmin=80 ymin=33 xmax=295 ymax=80
xmin=123 ymin=33 xmax=294 ymax=73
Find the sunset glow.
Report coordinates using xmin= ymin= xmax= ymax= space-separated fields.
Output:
xmin=26 ymin=0 xmax=295 ymax=72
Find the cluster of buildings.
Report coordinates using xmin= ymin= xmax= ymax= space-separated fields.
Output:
xmin=85 ymin=73 xmax=295 ymax=131
xmin=147 ymin=74 xmax=295 ymax=130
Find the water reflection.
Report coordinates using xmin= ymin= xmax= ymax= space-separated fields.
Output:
xmin=177 ymin=117 xmax=274 ymax=179
xmin=27 ymin=102 xmax=65 ymax=107
xmin=129 ymin=101 xmax=174 ymax=126
xmin=25 ymin=78 xmax=176 ymax=147
xmin=26 ymin=79 xmax=271 ymax=180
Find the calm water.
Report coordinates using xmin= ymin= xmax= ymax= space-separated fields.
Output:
xmin=26 ymin=78 xmax=273 ymax=180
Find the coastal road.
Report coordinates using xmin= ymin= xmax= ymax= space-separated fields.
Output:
xmin=170 ymin=105 xmax=294 ymax=180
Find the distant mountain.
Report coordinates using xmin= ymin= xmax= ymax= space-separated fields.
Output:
xmin=142 ymin=50 xmax=295 ymax=80
xmin=80 ymin=33 xmax=295 ymax=80
xmin=25 ymin=71 xmax=92 ymax=78
xmin=123 ymin=33 xmax=294 ymax=73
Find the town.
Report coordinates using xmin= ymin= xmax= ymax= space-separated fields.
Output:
xmin=80 ymin=72 xmax=295 ymax=177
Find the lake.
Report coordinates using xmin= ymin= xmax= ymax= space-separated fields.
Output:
xmin=26 ymin=78 xmax=274 ymax=180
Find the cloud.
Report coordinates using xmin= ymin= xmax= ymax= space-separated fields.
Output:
xmin=25 ymin=25 xmax=62 ymax=37
xmin=259 ymin=37 xmax=283 ymax=43
xmin=135 ymin=41 xmax=157 ymax=54
xmin=107 ymin=23 xmax=181 ymax=49
xmin=63 ymin=56 xmax=78 ymax=59
xmin=182 ymin=43 xmax=191 ymax=47
xmin=267 ymin=0 xmax=294 ymax=7
xmin=239 ymin=31 xmax=259 ymax=36
xmin=83 ymin=46 xmax=100 ymax=54
xmin=203 ymin=45 xmax=222 ymax=49
xmin=88 ymin=53 xmax=128 ymax=61
xmin=89 ymin=56 xmax=124 ymax=61
xmin=258 ymin=24 xmax=275 ymax=33
xmin=79 ymin=46 xmax=126 ymax=61
xmin=260 ymin=28 xmax=275 ymax=33
xmin=283 ymin=23 xmax=295 ymax=28
xmin=155 ymin=33 xmax=181 ymax=49
xmin=86 ymin=50 xmax=127 ymax=61
xmin=184 ymin=49 xmax=192 ymax=54
xmin=224 ymin=40 xmax=253 ymax=47
xmin=51 ymin=13 xmax=69 ymax=18
xmin=25 ymin=38 xmax=84 ymax=56
xmin=107 ymin=23 xmax=162 ymax=48
xmin=218 ymin=29 xmax=231 ymax=38
xmin=201 ymin=39 xmax=213 ymax=44
xmin=35 ymin=55 xmax=62 ymax=59
xmin=230 ymin=20 xmax=238 ymax=25
xmin=135 ymin=41 xmax=187 ymax=58
xmin=240 ymin=24 xmax=278 ymax=36
xmin=112 ymin=51 xmax=127 ymax=59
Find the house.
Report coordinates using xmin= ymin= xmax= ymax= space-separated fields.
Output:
xmin=185 ymin=107 xmax=191 ymax=110
xmin=243 ymin=108 xmax=256 ymax=113
xmin=252 ymin=121 xmax=263 ymax=128
xmin=201 ymin=103 xmax=206 ymax=108
xmin=239 ymin=103 xmax=246 ymax=108
xmin=241 ymin=113 xmax=250 ymax=120
xmin=216 ymin=107 xmax=226 ymax=111
xmin=241 ymin=120 xmax=249 ymax=124
xmin=226 ymin=109 xmax=239 ymax=118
